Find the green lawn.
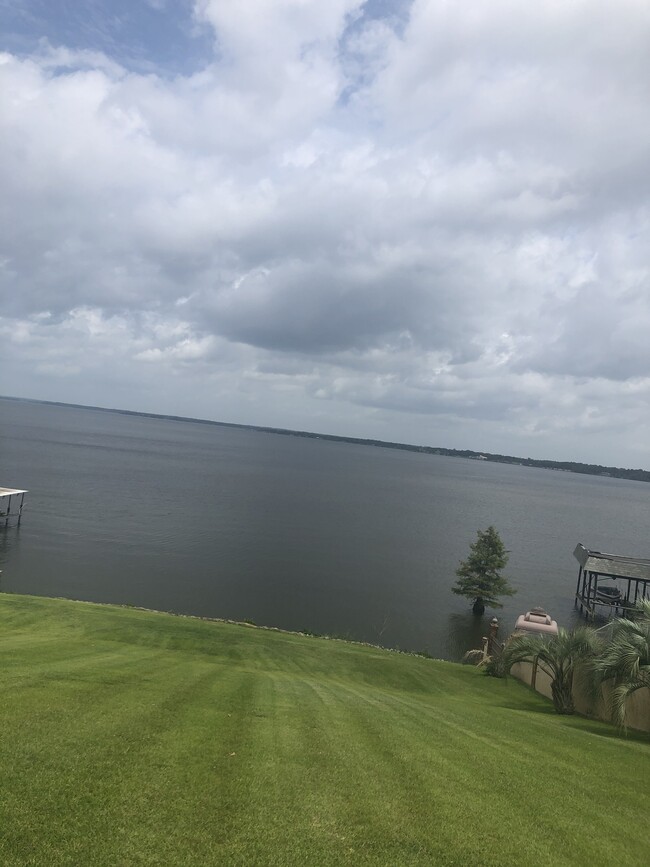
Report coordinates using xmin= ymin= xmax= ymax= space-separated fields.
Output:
xmin=0 ymin=594 xmax=648 ymax=866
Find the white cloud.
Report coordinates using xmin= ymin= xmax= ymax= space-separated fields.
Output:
xmin=1 ymin=1 xmax=650 ymax=465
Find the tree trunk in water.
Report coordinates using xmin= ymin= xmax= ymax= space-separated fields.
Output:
xmin=551 ymin=676 xmax=575 ymax=714
xmin=472 ymin=598 xmax=485 ymax=616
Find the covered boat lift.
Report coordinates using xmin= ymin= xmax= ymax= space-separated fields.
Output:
xmin=0 ymin=487 xmax=28 ymax=527
xmin=574 ymin=543 xmax=650 ymax=619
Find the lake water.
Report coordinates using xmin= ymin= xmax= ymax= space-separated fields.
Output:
xmin=1 ymin=397 xmax=650 ymax=659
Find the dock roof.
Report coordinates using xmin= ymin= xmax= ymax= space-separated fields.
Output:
xmin=0 ymin=487 xmax=28 ymax=498
xmin=574 ymin=543 xmax=650 ymax=582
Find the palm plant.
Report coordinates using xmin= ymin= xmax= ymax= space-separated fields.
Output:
xmin=502 ymin=627 xmax=600 ymax=714
xmin=591 ymin=600 xmax=650 ymax=729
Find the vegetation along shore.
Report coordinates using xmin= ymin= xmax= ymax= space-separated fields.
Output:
xmin=3 ymin=394 xmax=649 ymax=484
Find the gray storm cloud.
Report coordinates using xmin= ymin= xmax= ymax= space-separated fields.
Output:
xmin=1 ymin=0 xmax=649 ymax=465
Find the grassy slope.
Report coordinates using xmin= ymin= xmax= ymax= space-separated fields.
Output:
xmin=0 ymin=595 xmax=648 ymax=867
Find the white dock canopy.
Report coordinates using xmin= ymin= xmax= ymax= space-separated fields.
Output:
xmin=0 ymin=487 xmax=28 ymax=525
xmin=0 ymin=487 xmax=28 ymax=497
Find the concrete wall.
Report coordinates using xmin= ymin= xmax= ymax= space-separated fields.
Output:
xmin=510 ymin=661 xmax=650 ymax=733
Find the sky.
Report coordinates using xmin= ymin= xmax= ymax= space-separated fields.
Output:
xmin=1 ymin=0 xmax=649 ymax=466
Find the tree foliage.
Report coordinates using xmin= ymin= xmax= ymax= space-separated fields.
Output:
xmin=502 ymin=628 xmax=601 ymax=714
xmin=591 ymin=600 xmax=650 ymax=729
xmin=451 ymin=526 xmax=516 ymax=614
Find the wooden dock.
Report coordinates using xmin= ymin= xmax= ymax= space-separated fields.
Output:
xmin=574 ymin=543 xmax=650 ymax=620
xmin=0 ymin=487 xmax=28 ymax=527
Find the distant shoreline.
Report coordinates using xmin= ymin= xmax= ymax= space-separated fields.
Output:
xmin=3 ymin=393 xmax=649 ymax=484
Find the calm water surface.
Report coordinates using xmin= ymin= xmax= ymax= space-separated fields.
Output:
xmin=2 ymin=398 xmax=650 ymax=659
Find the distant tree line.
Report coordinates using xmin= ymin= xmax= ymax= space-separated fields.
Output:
xmin=422 ymin=448 xmax=650 ymax=484
xmin=5 ymin=396 xmax=649 ymax=484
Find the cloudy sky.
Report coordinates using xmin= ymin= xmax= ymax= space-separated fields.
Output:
xmin=1 ymin=0 xmax=649 ymax=466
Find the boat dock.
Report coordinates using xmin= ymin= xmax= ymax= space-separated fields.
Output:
xmin=0 ymin=488 xmax=28 ymax=527
xmin=574 ymin=543 xmax=650 ymax=619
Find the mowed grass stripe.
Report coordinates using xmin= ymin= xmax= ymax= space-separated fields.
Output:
xmin=294 ymin=678 xmax=532 ymax=864
xmin=1 ymin=654 xmax=233 ymax=863
xmin=0 ymin=594 xmax=648 ymax=866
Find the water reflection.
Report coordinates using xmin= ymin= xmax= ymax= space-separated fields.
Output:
xmin=445 ymin=611 xmax=500 ymax=660
xmin=0 ymin=526 xmax=20 ymax=565
xmin=0 ymin=526 xmax=22 ymax=591
xmin=4 ymin=397 xmax=650 ymax=660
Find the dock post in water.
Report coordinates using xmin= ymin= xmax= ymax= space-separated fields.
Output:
xmin=573 ymin=543 xmax=650 ymax=620
xmin=0 ymin=488 xmax=28 ymax=528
